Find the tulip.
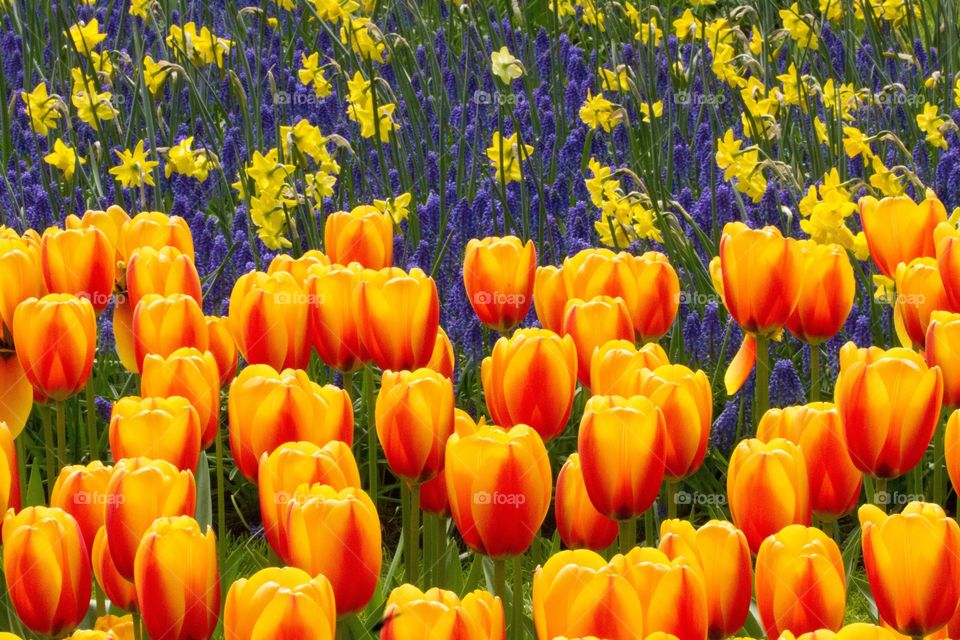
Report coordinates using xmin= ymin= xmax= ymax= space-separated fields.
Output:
xmin=2 ymin=507 xmax=91 ymax=636
xmin=65 ymin=205 xmax=130 ymax=265
xmin=267 ymin=249 xmax=330 ymax=281
xmin=427 ymin=326 xmax=455 ymax=379
xmin=104 ymin=457 xmax=196 ymax=579
xmin=224 ymin=567 xmax=337 ymax=640
xmin=94 ymin=614 xmax=136 ymax=640
xmin=305 ymin=263 xmax=365 ymax=372
xmin=578 ymin=395 xmax=666 ymax=521
xmin=0 ymin=234 xmax=43 ymax=336
xmin=946 ymin=409 xmax=960 ymax=497
xmin=41 ymin=226 xmax=116 ymax=313
xmin=205 ymin=315 xmax=238 ymax=385
xmin=141 ymin=348 xmax=221 ymax=448
xmin=356 ymin=267 xmax=440 ymax=371
xmin=727 ymin=437 xmax=810 ymax=552
xmin=555 ymin=453 xmax=618 ymax=550
xmin=892 ymin=258 xmax=949 ymax=348
xmin=463 ymin=235 xmax=536 ymax=332
xmin=132 ymin=293 xmax=209 ymax=372
xmin=532 ymin=264 xmax=566 ymax=332
xmin=935 ymin=222 xmax=960 ymax=311
xmin=590 ymin=339 xmax=670 ymax=396
xmin=228 ymin=270 xmax=311 ymax=371
xmin=324 ymin=205 xmax=393 ymax=269
xmin=445 ymin=424 xmax=552 ymax=557
xmin=50 ymin=460 xmax=113 ymax=550
xmin=126 ymin=246 xmax=202 ymax=311
xmin=228 ymin=364 xmax=353 ymax=481
xmin=92 ymin=526 xmax=137 ymax=612
xmin=135 ymin=516 xmax=220 ymax=640
xmin=120 ymin=211 xmax=194 ymax=262
xmin=926 ymin=312 xmax=960 ymax=407
xmin=562 ymin=295 xmax=635 ymax=385
xmin=258 ymin=440 xmax=360 ymax=559
xmin=786 ymin=241 xmax=855 ymax=344
xmin=532 ymin=549 xmax=642 ymax=640
xmin=0 ymin=355 xmax=30 ymax=438
xmin=283 ymin=484 xmax=382 ymax=615
xmin=482 ymin=329 xmax=577 ymax=441
xmin=757 ymin=403 xmax=862 ymax=519
xmin=108 ymin=396 xmax=202 ymax=471
xmin=834 ymin=342 xmax=943 ymax=478
xmin=637 ymin=364 xmax=712 ymax=481
xmin=0 ymin=422 xmax=17 ymax=525
xmin=381 ymin=585 xmax=505 ymax=640
xmin=419 ymin=474 xmax=450 ymax=516
xmin=756 ymin=525 xmax=846 ymax=637
xmin=13 ymin=293 xmax=96 ymax=400
xmin=860 ymin=502 xmax=960 ymax=636
xmin=860 ymin=192 xmax=946 ymax=278
xmin=113 ymin=295 xmax=138 ymax=373
xmin=659 ymin=519 xmax=752 ymax=640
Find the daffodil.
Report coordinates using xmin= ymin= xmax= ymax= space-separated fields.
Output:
xmin=340 ymin=16 xmax=385 ymax=63
xmin=373 ymin=192 xmax=411 ymax=223
xmin=44 ymin=139 xmax=83 ymax=180
xmin=130 ymin=0 xmax=152 ymax=19
xmin=279 ymin=119 xmax=330 ymax=165
xmin=245 ymin=148 xmax=295 ymax=193
xmin=916 ymin=103 xmax=948 ymax=149
xmin=780 ymin=3 xmax=818 ymax=49
xmin=579 ymin=91 xmax=622 ymax=132
xmin=868 ymin=156 xmax=904 ymax=196
xmin=639 ymin=100 xmax=663 ymax=123
xmin=72 ymin=85 xmax=117 ymax=130
xmin=672 ymin=9 xmax=703 ymax=41
xmin=142 ymin=56 xmax=171 ymax=96
xmin=21 ymin=83 xmax=61 ymax=136
xmin=842 ymin=126 xmax=873 ymax=159
xmin=486 ymin=132 xmax=533 ymax=184
xmin=310 ymin=0 xmax=359 ymax=22
xmin=298 ymin=52 xmax=332 ymax=98
xmin=491 ymin=46 xmax=523 ymax=84
xmin=67 ymin=19 xmax=106 ymax=54
xmin=598 ymin=66 xmax=629 ymax=92
xmin=110 ymin=141 xmax=159 ymax=189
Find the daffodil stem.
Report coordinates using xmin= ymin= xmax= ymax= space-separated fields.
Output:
xmin=755 ymin=335 xmax=770 ymax=422
xmin=55 ymin=400 xmax=66 ymax=471
xmin=511 ymin=554 xmax=523 ymax=636
xmin=809 ymin=344 xmax=820 ymax=402
xmin=363 ymin=365 xmax=378 ymax=512
xmin=215 ymin=423 xmax=227 ymax=539
xmin=40 ymin=406 xmax=54 ymax=500
xmin=85 ymin=380 xmax=98 ymax=459
xmin=618 ymin=518 xmax=636 ymax=554
xmin=402 ymin=483 xmax=419 ymax=585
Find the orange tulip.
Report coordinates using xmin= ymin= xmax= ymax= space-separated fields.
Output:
xmin=892 ymin=257 xmax=949 ymax=348
xmin=0 ymin=234 xmax=43 ymax=336
xmin=92 ymin=526 xmax=137 ymax=612
xmin=132 ymin=293 xmax=209 ymax=372
xmin=113 ymin=294 xmax=137 ymax=373
xmin=756 ymin=525 xmax=846 ymax=637
xmin=224 ymin=567 xmax=337 ymax=640
xmin=94 ymin=614 xmax=136 ymax=640
xmin=51 ymin=460 xmax=113 ymax=550
xmin=134 ymin=516 xmax=220 ymax=640
xmin=659 ymin=519 xmax=752 ymax=640
xmin=283 ymin=484 xmax=382 ymax=615
xmin=0 ymin=422 xmax=19 ymax=526
xmin=65 ymin=205 xmax=130 ymax=266
xmin=229 ymin=364 xmax=353 ymax=481
xmin=108 ymin=396 xmax=202 ymax=471
xmin=419 ymin=473 xmax=450 ymax=516
xmin=228 ymin=270 xmax=311 ymax=371
xmin=13 ymin=293 xmax=96 ymax=400
xmin=757 ymin=403 xmax=862 ymax=519
xmin=562 ymin=295 xmax=635 ymax=385
xmin=104 ymin=457 xmax=196 ymax=579
xmin=381 ymin=585 xmax=505 ymax=640
xmin=205 ymin=315 xmax=238 ymax=385
xmin=482 ymin=328 xmax=577 ymax=441
xmin=946 ymin=409 xmax=960 ymax=497
xmin=376 ymin=368 xmax=454 ymax=484
xmin=532 ymin=264 xmax=566 ymax=332
xmin=120 ymin=211 xmax=194 ymax=262
xmin=257 ymin=440 xmax=360 ymax=559
xmin=727 ymin=437 xmax=810 ymax=552
xmin=0 ymin=354 xmax=32 ymax=437
xmin=41 ymin=226 xmax=116 ymax=313
xmin=629 ymin=252 xmax=682 ymax=341
xmin=636 ymin=364 xmax=712 ymax=480
xmin=445 ymin=424 xmax=552 ymax=557
xmin=860 ymin=192 xmax=946 ymax=278
xmin=427 ymin=326 xmax=455 ymax=379
xmin=555 ymin=453 xmax=618 ymax=550
xmin=356 ymin=267 xmax=440 ymax=371
xmin=860 ymin=502 xmax=960 ymax=636
xmin=142 ymin=348 xmax=221 ymax=448
xmin=463 ymin=235 xmax=536 ymax=332
xmin=126 ymin=246 xmax=202 ymax=311
xmin=3 ymin=507 xmax=91 ymax=636
xmin=926 ymin=312 xmax=960 ymax=407
xmin=324 ymin=205 xmax=393 ymax=269
xmin=305 ymin=263 xmax=365 ymax=372
xmin=935 ymin=222 xmax=960 ymax=311
xmin=835 ymin=342 xmax=943 ymax=478
xmin=590 ymin=340 xmax=669 ymax=397
xmin=578 ymin=395 xmax=666 ymax=520
xmin=786 ymin=242 xmax=855 ymax=343
xmin=267 ymin=249 xmax=330 ymax=281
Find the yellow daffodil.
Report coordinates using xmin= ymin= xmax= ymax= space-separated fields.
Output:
xmin=298 ymin=52 xmax=332 ymax=98
xmin=110 ymin=141 xmax=159 ymax=189
xmin=780 ymin=3 xmax=819 ymax=49
xmin=598 ymin=66 xmax=629 ymax=92
xmin=340 ymin=16 xmax=385 ymax=63
xmin=21 ymin=82 xmax=61 ymax=136
xmin=44 ymin=139 xmax=83 ymax=180
xmin=143 ymin=56 xmax=171 ymax=96
xmin=579 ymin=91 xmax=622 ymax=132
xmin=491 ymin=46 xmax=523 ymax=84
xmin=486 ymin=132 xmax=533 ymax=184
xmin=916 ymin=103 xmax=948 ymax=149
xmin=373 ymin=192 xmax=412 ymax=224
xmin=639 ymin=100 xmax=664 ymax=123
xmin=67 ymin=19 xmax=106 ymax=54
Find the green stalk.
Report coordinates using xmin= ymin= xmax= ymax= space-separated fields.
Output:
xmin=754 ymin=334 xmax=770 ymax=422
xmin=618 ymin=518 xmax=636 ymax=554
xmin=493 ymin=557 xmax=506 ymax=603
xmin=133 ymin=611 xmax=144 ymax=640
xmin=872 ymin=476 xmax=888 ymax=513
xmin=422 ymin=512 xmax=436 ymax=587
xmin=40 ymin=406 xmax=54 ymax=500
xmin=402 ymin=483 xmax=420 ymax=585
xmin=666 ymin=481 xmax=678 ymax=519
xmin=363 ymin=365 xmax=378 ymax=510
xmin=644 ymin=508 xmax=656 ymax=546
xmin=95 ymin=583 xmax=105 ymax=617
xmin=343 ymin=370 xmax=354 ymax=398
xmin=215 ymin=424 xmax=227 ymax=539
xmin=85 ymin=381 xmax=98 ymax=459
xmin=511 ymin=554 xmax=523 ymax=636
xmin=56 ymin=400 xmax=67 ymax=470
xmin=809 ymin=343 xmax=820 ymax=402
xmin=934 ymin=417 xmax=946 ymax=508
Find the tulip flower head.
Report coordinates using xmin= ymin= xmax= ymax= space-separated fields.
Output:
xmin=228 ymin=270 xmax=311 ymax=371
xmin=589 ymin=339 xmax=669 ymax=397
xmin=562 ymin=295 xmax=635 ymax=385
xmin=50 ymin=460 xmax=113 ymax=551
xmin=555 ymin=453 xmax=619 ymax=551
xmin=224 ymin=567 xmax=337 ymax=640
xmin=305 ymin=262 xmax=366 ymax=372
xmin=462 ymin=235 xmax=536 ymax=332
xmin=92 ymin=525 xmax=138 ymax=613
xmin=141 ymin=347 xmax=221 ymax=448
xmin=108 ymin=395 xmax=202 ymax=471
xmin=126 ymin=246 xmax=202 ymax=311
xmin=381 ymin=584 xmax=505 ymax=640
xmin=41 ymin=226 xmax=116 ymax=313
xmin=859 ymin=191 xmax=946 ymax=278
xmin=893 ymin=257 xmax=949 ymax=348
xmin=132 ymin=292 xmax=209 ymax=372
xmin=786 ymin=241 xmax=855 ymax=344
xmin=324 ymin=204 xmax=394 ymax=269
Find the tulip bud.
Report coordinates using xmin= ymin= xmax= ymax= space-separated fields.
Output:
xmin=324 ymin=205 xmax=393 ymax=269
xmin=104 ymin=457 xmax=196 ymax=579
xmin=13 ymin=293 xmax=96 ymax=400
xmin=935 ymin=222 xmax=960 ymax=311
xmin=946 ymin=409 xmax=960 ymax=498
xmin=65 ymin=205 xmax=130 ymax=266
xmin=205 ymin=315 xmax=237 ymax=385
xmin=141 ymin=348 xmax=221 ymax=448
xmin=381 ymin=584 xmax=505 ymax=640
xmin=786 ymin=242 xmax=855 ymax=344
xmin=267 ymin=250 xmax=330 ymax=281
xmin=229 ymin=270 xmax=311 ymax=371
xmin=426 ymin=326 xmax=455 ymax=379
xmin=120 ymin=211 xmax=194 ymax=262
xmin=92 ymin=526 xmax=137 ymax=612
xmin=533 ymin=264 xmax=566 ymax=333
xmin=756 ymin=525 xmax=846 ymax=637
xmin=258 ymin=440 xmax=360 ymax=560
xmin=555 ymin=453 xmax=618 ymax=550
xmin=283 ymin=484 xmax=382 ymax=615
xmin=860 ymin=502 xmax=960 ymax=636
xmin=376 ymin=368 xmax=454 ymax=484
xmin=482 ymin=329 xmax=577 ymax=441
xmin=109 ymin=396 xmax=202 ymax=471
xmin=3 ymin=507 xmax=91 ymax=636
xmin=590 ymin=339 xmax=669 ymax=397
xmin=835 ymin=342 xmax=943 ymax=478
xmin=860 ymin=192 xmax=945 ymax=278
xmin=463 ymin=235 xmax=536 ymax=332
xmin=578 ymin=395 xmax=666 ymax=520
xmin=113 ymin=295 xmax=138 ymax=373
xmin=228 ymin=364 xmax=353 ymax=481
xmin=0 ymin=422 xmax=19 ymax=527
xmin=134 ymin=516 xmax=220 ymax=640
xmin=893 ymin=258 xmax=949 ymax=348
xmin=132 ymin=293 xmax=209 ymax=372
xmin=41 ymin=226 xmax=116 ymax=313
xmin=0 ymin=352 xmax=33 ymax=437
xmin=305 ymin=263 xmax=365 ymax=372
xmin=0 ymin=235 xmax=44 ymax=336
xmin=126 ymin=246 xmax=202 ymax=311
xmin=51 ymin=460 xmax=113 ymax=551
xmin=94 ymin=614 xmax=135 ymax=640
xmin=562 ymin=295 xmax=635 ymax=385
xmin=419 ymin=474 xmax=450 ymax=516
xmin=727 ymin=438 xmax=810 ymax=552
xmin=224 ymin=567 xmax=336 ymax=640
xmin=445 ymin=424 xmax=552 ymax=557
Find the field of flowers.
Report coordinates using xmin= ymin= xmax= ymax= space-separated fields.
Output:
xmin=2 ymin=0 xmax=960 ymax=637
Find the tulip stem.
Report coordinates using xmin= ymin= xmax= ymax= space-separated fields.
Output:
xmin=618 ymin=518 xmax=636 ymax=554
xmin=873 ymin=477 xmax=888 ymax=513
xmin=402 ymin=483 xmax=420 ymax=585
xmin=666 ymin=481 xmax=677 ymax=519
xmin=363 ymin=365 xmax=378 ymax=511
xmin=215 ymin=423 xmax=227 ymax=539
xmin=55 ymin=400 xmax=67 ymax=470
xmin=343 ymin=369 xmax=354 ymax=397
xmin=133 ymin=611 xmax=144 ymax=640
xmin=85 ymin=381 xmax=98 ymax=459
xmin=40 ymin=405 xmax=54 ymax=500
xmin=809 ymin=344 xmax=820 ymax=402
xmin=95 ymin=582 xmax=105 ymax=617
xmin=511 ymin=554 xmax=524 ymax=636
xmin=934 ymin=414 xmax=946 ymax=508
xmin=754 ymin=335 xmax=770 ymax=422
xmin=493 ymin=557 xmax=506 ymax=603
